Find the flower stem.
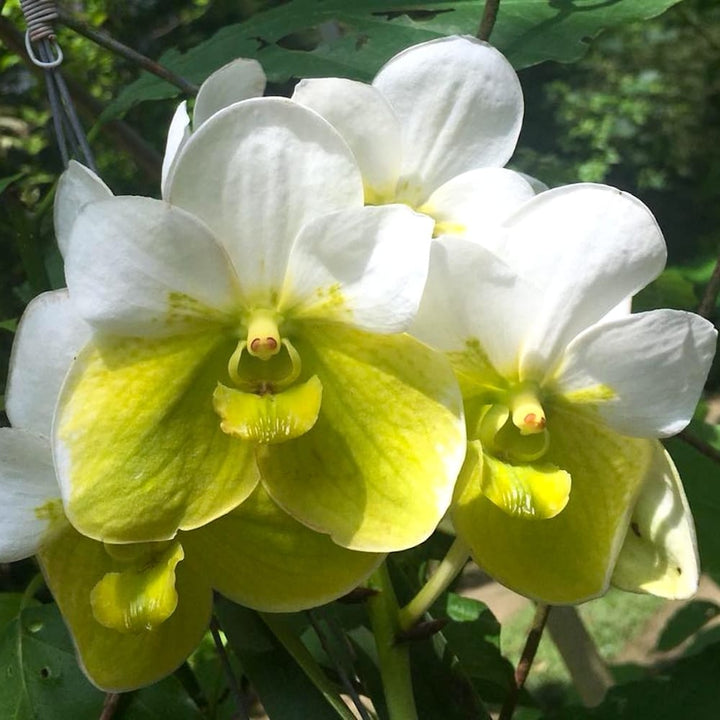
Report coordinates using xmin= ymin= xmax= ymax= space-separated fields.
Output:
xmin=499 ymin=603 xmax=551 ymax=720
xmin=210 ymin=616 xmax=250 ymax=720
xmin=477 ymin=0 xmax=501 ymax=42
xmin=367 ymin=563 xmax=418 ymax=720
xmin=20 ymin=573 xmax=44 ymax=611
xmin=398 ymin=537 xmax=470 ymax=631
xmin=259 ymin=612 xmax=358 ymax=720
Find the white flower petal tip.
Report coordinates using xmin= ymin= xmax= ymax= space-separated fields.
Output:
xmin=6 ymin=290 xmax=92 ymax=437
xmin=55 ymin=161 xmax=113 ymax=257
xmin=613 ymin=445 xmax=699 ymax=599
xmin=373 ymin=35 xmax=524 ymax=195
xmin=193 ymin=58 xmax=267 ymax=129
xmin=0 ymin=428 xmax=63 ymax=562
xmin=280 ymin=204 xmax=434 ymax=332
xmin=556 ymin=309 xmax=717 ymax=438
xmin=161 ymin=101 xmax=191 ymax=199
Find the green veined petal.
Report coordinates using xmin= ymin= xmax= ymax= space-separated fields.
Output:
xmin=184 ymin=484 xmax=383 ymax=611
xmin=55 ymin=332 xmax=260 ymax=543
xmin=258 ymin=323 xmax=465 ymax=552
xmin=453 ymin=405 xmax=652 ymax=604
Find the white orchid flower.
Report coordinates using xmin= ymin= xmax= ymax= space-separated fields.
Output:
xmin=292 ymin=36 xmax=538 ymax=239
xmin=412 ymin=183 xmax=717 ymax=604
xmin=51 ymin=97 xmax=465 ymax=555
xmin=2 ymin=289 xmax=382 ymax=691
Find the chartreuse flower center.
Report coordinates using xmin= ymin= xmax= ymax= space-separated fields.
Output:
xmin=212 ymin=309 xmax=322 ymax=444
xmin=463 ymin=379 xmax=570 ymax=520
xmin=91 ymin=540 xmax=184 ymax=633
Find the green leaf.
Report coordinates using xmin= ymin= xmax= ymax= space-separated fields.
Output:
xmin=656 ymin=600 xmax=720 ymax=652
xmin=0 ymin=593 xmax=26 ymax=634
xmin=0 ymin=318 xmax=18 ymax=333
xmin=104 ymin=0 xmax=683 ymax=120
xmin=0 ymin=603 xmax=105 ymax=720
xmin=121 ymin=675 xmax=203 ymax=719
xmin=214 ymin=598 xmax=349 ymax=720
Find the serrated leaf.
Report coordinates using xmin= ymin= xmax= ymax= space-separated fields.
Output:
xmin=104 ymin=0 xmax=682 ymax=120
xmin=0 ymin=603 xmax=105 ymax=720
xmin=657 ymin=600 xmax=720 ymax=652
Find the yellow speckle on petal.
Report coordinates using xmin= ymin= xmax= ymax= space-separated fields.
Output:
xmin=34 ymin=499 xmax=64 ymax=522
xmin=560 ymin=384 xmax=616 ymax=405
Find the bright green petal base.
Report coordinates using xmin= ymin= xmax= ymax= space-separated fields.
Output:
xmin=38 ymin=525 xmax=211 ymax=692
xmin=258 ymin=323 xmax=466 ymax=552
xmin=453 ymin=405 xmax=652 ymax=604
xmin=56 ymin=333 xmax=259 ymax=542
xmin=184 ymin=484 xmax=383 ymax=611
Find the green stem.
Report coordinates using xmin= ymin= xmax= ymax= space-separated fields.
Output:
xmin=367 ymin=563 xmax=418 ymax=720
xmin=20 ymin=573 xmax=45 ymax=611
xmin=398 ymin=537 xmax=470 ymax=631
xmin=259 ymin=612 xmax=357 ymax=720
xmin=477 ymin=0 xmax=501 ymax=41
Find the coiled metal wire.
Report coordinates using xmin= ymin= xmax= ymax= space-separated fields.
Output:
xmin=20 ymin=0 xmax=58 ymax=42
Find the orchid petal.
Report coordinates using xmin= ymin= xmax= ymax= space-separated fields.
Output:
xmin=167 ymin=98 xmax=363 ymax=301
xmin=54 ymin=332 xmax=260 ymax=543
xmin=373 ymin=36 xmax=523 ymax=198
xmin=258 ymin=323 xmax=465 ymax=552
xmin=491 ymin=184 xmax=667 ymax=378
xmin=6 ymin=290 xmax=91 ymax=436
xmin=453 ymin=406 xmax=652 ymax=604
xmin=38 ymin=527 xmax=211 ymax=692
xmin=160 ymin=101 xmax=190 ymax=199
xmin=65 ymin=197 xmax=242 ymax=336
xmin=420 ymin=168 xmax=535 ymax=241
xmin=0 ymin=429 xmax=62 ymax=562
xmin=54 ymin=161 xmax=112 ymax=257
xmin=554 ymin=310 xmax=717 ymax=437
xmin=293 ymin=78 xmax=402 ymax=203
xmin=280 ymin=205 xmax=433 ymax=332
xmin=612 ymin=444 xmax=698 ymax=599
xmin=412 ymin=237 xmax=539 ymax=382
xmin=185 ymin=484 xmax=383 ymax=611
xmin=193 ymin=58 xmax=266 ymax=128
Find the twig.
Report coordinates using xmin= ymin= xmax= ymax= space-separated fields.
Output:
xmin=477 ymin=0 xmax=501 ymax=42
xmin=99 ymin=693 xmax=120 ymax=720
xmin=678 ymin=428 xmax=720 ymax=465
xmin=697 ymin=245 xmax=720 ymax=319
xmin=57 ymin=9 xmax=198 ymax=96
xmin=499 ymin=603 xmax=551 ymax=720
xmin=210 ymin=615 xmax=250 ymax=720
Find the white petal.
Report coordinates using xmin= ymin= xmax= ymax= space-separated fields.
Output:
xmin=421 ymin=168 xmax=535 ymax=241
xmin=193 ymin=58 xmax=266 ymax=128
xmin=167 ymin=98 xmax=363 ymax=300
xmin=612 ymin=444 xmax=698 ymax=599
xmin=493 ymin=184 xmax=667 ymax=378
xmin=65 ymin=197 xmax=242 ymax=336
xmin=160 ymin=102 xmax=191 ymax=200
xmin=373 ymin=36 xmax=523 ymax=199
xmin=279 ymin=205 xmax=434 ymax=332
xmin=6 ymin=290 xmax=91 ymax=437
xmin=0 ymin=428 xmax=61 ymax=562
xmin=412 ymin=237 xmax=539 ymax=376
xmin=54 ymin=161 xmax=113 ymax=258
xmin=293 ymin=78 xmax=402 ymax=202
xmin=554 ymin=310 xmax=717 ymax=437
